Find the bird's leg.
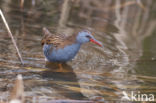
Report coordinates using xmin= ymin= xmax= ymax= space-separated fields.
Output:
xmin=58 ymin=63 xmax=63 ymax=72
xmin=56 ymin=63 xmax=69 ymax=72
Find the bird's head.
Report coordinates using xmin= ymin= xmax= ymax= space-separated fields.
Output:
xmin=76 ymin=30 xmax=103 ymax=47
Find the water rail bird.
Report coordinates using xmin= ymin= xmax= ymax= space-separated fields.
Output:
xmin=41 ymin=27 xmax=102 ymax=72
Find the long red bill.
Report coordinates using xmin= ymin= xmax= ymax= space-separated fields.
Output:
xmin=90 ymin=38 xmax=102 ymax=47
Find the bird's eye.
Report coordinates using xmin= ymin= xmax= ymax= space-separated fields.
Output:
xmin=86 ymin=35 xmax=91 ymax=38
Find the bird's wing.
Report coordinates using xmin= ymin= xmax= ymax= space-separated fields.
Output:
xmin=41 ymin=27 xmax=66 ymax=48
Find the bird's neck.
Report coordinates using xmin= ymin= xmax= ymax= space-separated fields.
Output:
xmin=68 ymin=34 xmax=82 ymax=47
xmin=66 ymin=33 xmax=83 ymax=45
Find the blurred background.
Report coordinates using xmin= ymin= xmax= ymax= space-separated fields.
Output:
xmin=0 ymin=0 xmax=156 ymax=102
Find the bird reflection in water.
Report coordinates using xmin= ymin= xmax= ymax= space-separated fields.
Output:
xmin=41 ymin=61 xmax=87 ymax=100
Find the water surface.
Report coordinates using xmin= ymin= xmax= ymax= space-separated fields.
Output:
xmin=0 ymin=0 xmax=156 ymax=102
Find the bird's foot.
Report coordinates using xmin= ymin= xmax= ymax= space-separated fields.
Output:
xmin=55 ymin=63 xmax=69 ymax=72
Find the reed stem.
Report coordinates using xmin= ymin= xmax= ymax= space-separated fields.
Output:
xmin=0 ymin=9 xmax=24 ymax=64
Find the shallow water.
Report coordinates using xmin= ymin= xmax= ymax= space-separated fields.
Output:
xmin=0 ymin=0 xmax=156 ymax=102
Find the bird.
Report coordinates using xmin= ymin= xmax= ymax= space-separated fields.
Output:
xmin=41 ymin=27 xmax=102 ymax=72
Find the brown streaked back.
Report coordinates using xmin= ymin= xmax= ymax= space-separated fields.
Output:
xmin=41 ymin=27 xmax=78 ymax=49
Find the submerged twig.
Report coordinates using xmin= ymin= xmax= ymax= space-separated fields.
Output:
xmin=10 ymin=74 xmax=24 ymax=103
xmin=0 ymin=9 xmax=24 ymax=64
xmin=20 ymin=0 xmax=24 ymax=9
